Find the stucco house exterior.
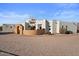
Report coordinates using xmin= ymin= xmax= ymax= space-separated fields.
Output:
xmin=2 ymin=24 xmax=15 ymax=32
xmin=59 ymin=21 xmax=77 ymax=34
xmin=0 ymin=18 xmax=77 ymax=35
xmin=36 ymin=19 xmax=49 ymax=33
xmin=49 ymin=20 xmax=77 ymax=34
xmin=23 ymin=18 xmax=45 ymax=35
xmin=23 ymin=18 xmax=77 ymax=35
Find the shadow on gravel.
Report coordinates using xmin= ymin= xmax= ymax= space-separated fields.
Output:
xmin=0 ymin=49 xmax=19 ymax=56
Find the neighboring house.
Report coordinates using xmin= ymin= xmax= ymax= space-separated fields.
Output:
xmin=2 ymin=24 xmax=15 ymax=32
xmin=49 ymin=20 xmax=77 ymax=34
xmin=60 ymin=21 xmax=77 ymax=34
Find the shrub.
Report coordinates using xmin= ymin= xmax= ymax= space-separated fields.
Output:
xmin=65 ymin=31 xmax=73 ymax=34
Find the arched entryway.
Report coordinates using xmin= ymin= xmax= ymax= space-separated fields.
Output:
xmin=14 ymin=24 xmax=24 ymax=35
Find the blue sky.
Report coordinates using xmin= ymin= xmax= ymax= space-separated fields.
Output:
xmin=0 ymin=3 xmax=79 ymax=24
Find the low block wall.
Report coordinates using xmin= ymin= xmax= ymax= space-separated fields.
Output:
xmin=37 ymin=29 xmax=45 ymax=35
xmin=0 ymin=31 xmax=14 ymax=34
xmin=23 ymin=29 xmax=45 ymax=35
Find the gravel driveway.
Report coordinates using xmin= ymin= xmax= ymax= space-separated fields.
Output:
xmin=0 ymin=34 xmax=79 ymax=56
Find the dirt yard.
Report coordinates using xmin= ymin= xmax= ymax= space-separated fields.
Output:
xmin=0 ymin=34 xmax=79 ymax=56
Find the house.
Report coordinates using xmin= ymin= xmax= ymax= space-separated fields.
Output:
xmin=23 ymin=18 xmax=77 ymax=35
xmin=0 ymin=18 xmax=77 ymax=35
xmin=2 ymin=24 xmax=15 ymax=32
xmin=22 ymin=18 xmax=45 ymax=35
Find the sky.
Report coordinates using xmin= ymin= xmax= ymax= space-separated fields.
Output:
xmin=0 ymin=3 xmax=79 ymax=24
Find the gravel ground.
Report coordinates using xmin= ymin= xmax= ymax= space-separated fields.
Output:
xmin=0 ymin=34 xmax=79 ymax=56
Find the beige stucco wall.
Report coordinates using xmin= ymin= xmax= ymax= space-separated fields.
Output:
xmin=23 ymin=29 xmax=45 ymax=35
xmin=2 ymin=24 xmax=15 ymax=32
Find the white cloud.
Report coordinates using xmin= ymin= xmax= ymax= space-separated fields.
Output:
xmin=0 ymin=12 xmax=30 ymax=18
xmin=0 ymin=12 xmax=31 ymax=24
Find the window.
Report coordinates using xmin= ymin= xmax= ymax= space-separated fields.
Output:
xmin=39 ymin=26 xmax=42 ymax=29
xmin=49 ymin=28 xmax=51 ymax=30
xmin=62 ymin=25 xmax=63 ymax=29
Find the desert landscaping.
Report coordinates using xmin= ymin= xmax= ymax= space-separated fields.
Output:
xmin=0 ymin=33 xmax=79 ymax=56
